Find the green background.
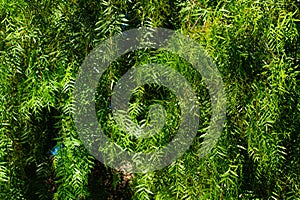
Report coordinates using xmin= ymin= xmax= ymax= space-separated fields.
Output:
xmin=0 ymin=0 xmax=299 ymax=199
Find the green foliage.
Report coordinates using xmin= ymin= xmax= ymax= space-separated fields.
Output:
xmin=0 ymin=0 xmax=299 ymax=199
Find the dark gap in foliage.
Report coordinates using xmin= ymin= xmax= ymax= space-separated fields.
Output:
xmin=22 ymin=106 xmax=61 ymax=199
xmin=88 ymin=160 xmax=133 ymax=200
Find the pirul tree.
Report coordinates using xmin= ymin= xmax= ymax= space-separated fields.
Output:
xmin=0 ymin=0 xmax=299 ymax=199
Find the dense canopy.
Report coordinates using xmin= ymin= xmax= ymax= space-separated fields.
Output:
xmin=0 ymin=0 xmax=299 ymax=199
